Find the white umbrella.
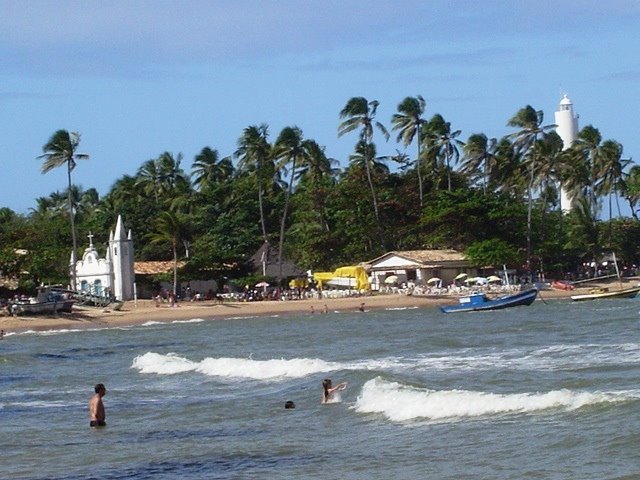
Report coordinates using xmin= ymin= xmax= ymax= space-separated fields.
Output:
xmin=384 ymin=275 xmax=398 ymax=284
xmin=455 ymin=273 xmax=468 ymax=280
xmin=487 ymin=275 xmax=502 ymax=283
xmin=426 ymin=277 xmax=441 ymax=284
xmin=255 ymin=281 xmax=269 ymax=288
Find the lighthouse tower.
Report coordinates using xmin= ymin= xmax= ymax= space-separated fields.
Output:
xmin=554 ymin=94 xmax=579 ymax=212
xmin=108 ymin=215 xmax=135 ymax=301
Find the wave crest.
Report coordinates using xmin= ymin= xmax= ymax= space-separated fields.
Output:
xmin=354 ymin=377 xmax=633 ymax=422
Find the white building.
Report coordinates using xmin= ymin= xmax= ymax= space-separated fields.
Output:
xmin=366 ymin=249 xmax=478 ymax=290
xmin=72 ymin=215 xmax=135 ymax=301
xmin=554 ymin=94 xmax=579 ymax=212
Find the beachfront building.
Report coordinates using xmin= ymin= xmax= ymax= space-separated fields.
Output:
xmin=366 ymin=249 xmax=478 ymax=290
xmin=555 ymin=94 xmax=579 ymax=213
xmin=73 ymin=215 xmax=135 ymax=301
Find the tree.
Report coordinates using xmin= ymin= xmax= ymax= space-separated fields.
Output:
xmin=273 ymin=126 xmax=308 ymax=286
xmin=338 ymin=97 xmax=389 ymax=222
xmin=146 ymin=211 xmax=191 ymax=296
xmin=621 ymin=165 xmax=640 ymax=219
xmin=235 ymin=124 xmax=273 ymax=242
xmin=462 ymin=133 xmax=497 ymax=194
xmin=191 ymin=147 xmax=234 ymax=191
xmin=37 ymin=130 xmax=89 ymax=291
xmin=426 ymin=114 xmax=464 ymax=192
xmin=391 ymin=95 xmax=426 ymax=206
xmin=507 ymin=106 xmax=555 ymax=274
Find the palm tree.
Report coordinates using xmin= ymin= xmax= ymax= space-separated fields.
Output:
xmin=596 ymin=140 xmax=628 ymax=219
xmin=137 ymin=152 xmax=189 ymax=202
xmin=621 ymin=165 xmax=640 ymax=219
xmin=37 ymin=130 xmax=89 ymax=291
xmin=507 ymin=106 xmax=555 ymax=274
xmin=295 ymin=140 xmax=339 ymax=233
xmin=462 ymin=133 xmax=497 ymax=194
xmin=391 ymin=95 xmax=426 ymax=206
xmin=235 ymin=124 xmax=273 ymax=242
xmin=136 ymin=159 xmax=163 ymax=202
xmin=191 ymin=147 xmax=234 ymax=191
xmin=146 ymin=211 xmax=191 ymax=297
xmin=273 ymin=126 xmax=309 ymax=286
xmin=429 ymin=115 xmax=464 ymax=192
xmin=338 ymin=97 xmax=389 ymax=221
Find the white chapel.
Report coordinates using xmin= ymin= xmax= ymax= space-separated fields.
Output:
xmin=72 ymin=215 xmax=135 ymax=301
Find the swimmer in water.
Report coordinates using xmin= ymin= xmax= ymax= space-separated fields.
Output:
xmin=322 ymin=378 xmax=347 ymax=404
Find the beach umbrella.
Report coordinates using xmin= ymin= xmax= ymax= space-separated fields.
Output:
xmin=384 ymin=275 xmax=398 ymax=284
xmin=255 ymin=281 xmax=269 ymax=288
xmin=455 ymin=273 xmax=468 ymax=280
xmin=487 ymin=275 xmax=502 ymax=283
xmin=426 ymin=277 xmax=441 ymax=284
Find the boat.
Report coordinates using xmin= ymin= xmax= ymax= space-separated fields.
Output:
xmin=570 ymin=252 xmax=640 ymax=301
xmin=9 ymin=286 xmax=74 ymax=316
xmin=570 ymin=286 xmax=640 ymax=301
xmin=440 ymin=288 xmax=538 ymax=313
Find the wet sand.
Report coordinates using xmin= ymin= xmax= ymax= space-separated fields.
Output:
xmin=0 ymin=287 xmax=585 ymax=334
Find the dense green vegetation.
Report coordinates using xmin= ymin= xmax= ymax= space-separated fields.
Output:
xmin=2 ymin=96 xmax=640 ymax=291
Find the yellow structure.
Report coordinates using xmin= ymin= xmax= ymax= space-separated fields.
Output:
xmin=314 ymin=266 xmax=370 ymax=291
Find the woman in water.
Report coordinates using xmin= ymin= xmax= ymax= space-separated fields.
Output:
xmin=322 ymin=378 xmax=347 ymax=404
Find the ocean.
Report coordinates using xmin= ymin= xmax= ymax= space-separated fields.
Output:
xmin=2 ymin=297 xmax=640 ymax=479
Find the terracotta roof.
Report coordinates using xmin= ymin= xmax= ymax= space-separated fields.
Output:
xmin=134 ymin=261 xmax=186 ymax=275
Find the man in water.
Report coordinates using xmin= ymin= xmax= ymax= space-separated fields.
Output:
xmin=89 ymin=383 xmax=107 ymax=427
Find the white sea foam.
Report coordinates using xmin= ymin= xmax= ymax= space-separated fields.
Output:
xmin=131 ymin=352 xmax=340 ymax=379
xmin=172 ymin=318 xmax=205 ymax=324
xmin=354 ymin=377 xmax=634 ymax=422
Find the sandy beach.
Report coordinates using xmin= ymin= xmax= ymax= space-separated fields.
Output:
xmin=0 ymin=286 xmax=587 ymax=334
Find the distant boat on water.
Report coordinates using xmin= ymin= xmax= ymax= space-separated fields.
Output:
xmin=440 ymin=288 xmax=538 ymax=313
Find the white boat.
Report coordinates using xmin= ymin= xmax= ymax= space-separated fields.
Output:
xmin=570 ymin=286 xmax=640 ymax=301
xmin=10 ymin=287 xmax=74 ymax=316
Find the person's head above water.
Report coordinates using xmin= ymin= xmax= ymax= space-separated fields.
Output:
xmin=284 ymin=400 xmax=295 ymax=409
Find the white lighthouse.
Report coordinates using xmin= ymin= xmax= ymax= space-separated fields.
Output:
xmin=554 ymin=94 xmax=579 ymax=212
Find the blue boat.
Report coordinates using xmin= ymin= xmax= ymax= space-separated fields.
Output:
xmin=440 ymin=288 xmax=538 ymax=313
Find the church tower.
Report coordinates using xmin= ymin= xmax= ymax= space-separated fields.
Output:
xmin=109 ymin=215 xmax=135 ymax=301
xmin=554 ymin=94 xmax=579 ymax=212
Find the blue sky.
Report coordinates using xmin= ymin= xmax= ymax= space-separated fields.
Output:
xmin=1 ymin=0 xmax=639 ymax=213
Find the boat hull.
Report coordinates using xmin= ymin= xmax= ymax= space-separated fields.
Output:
xmin=570 ymin=286 xmax=640 ymax=301
xmin=440 ymin=288 xmax=538 ymax=313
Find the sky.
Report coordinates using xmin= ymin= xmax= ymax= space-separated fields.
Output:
xmin=1 ymin=0 xmax=639 ymax=214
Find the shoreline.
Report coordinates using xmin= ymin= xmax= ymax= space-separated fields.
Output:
xmin=0 ymin=287 xmax=582 ymax=334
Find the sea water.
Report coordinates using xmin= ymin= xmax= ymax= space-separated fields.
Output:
xmin=1 ymin=298 xmax=640 ymax=479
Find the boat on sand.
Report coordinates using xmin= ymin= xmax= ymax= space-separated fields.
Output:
xmin=570 ymin=286 xmax=640 ymax=301
xmin=9 ymin=286 xmax=74 ymax=316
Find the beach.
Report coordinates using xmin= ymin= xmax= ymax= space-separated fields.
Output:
xmin=0 ymin=287 xmax=581 ymax=334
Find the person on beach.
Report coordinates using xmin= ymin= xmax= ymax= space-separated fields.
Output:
xmin=89 ymin=383 xmax=107 ymax=427
xmin=322 ymin=378 xmax=347 ymax=404
xmin=358 ymin=302 xmax=365 ymax=312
